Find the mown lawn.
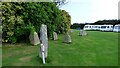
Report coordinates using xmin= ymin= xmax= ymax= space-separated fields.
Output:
xmin=2 ymin=30 xmax=119 ymax=66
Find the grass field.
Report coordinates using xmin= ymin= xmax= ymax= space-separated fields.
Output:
xmin=2 ymin=30 xmax=119 ymax=66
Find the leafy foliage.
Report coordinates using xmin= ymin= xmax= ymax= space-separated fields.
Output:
xmin=2 ymin=3 xmax=24 ymax=43
xmin=2 ymin=2 xmax=71 ymax=43
xmin=71 ymin=23 xmax=85 ymax=29
xmin=91 ymin=19 xmax=119 ymax=25
xmin=62 ymin=10 xmax=71 ymax=33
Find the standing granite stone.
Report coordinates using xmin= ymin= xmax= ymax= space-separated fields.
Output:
xmin=79 ymin=30 xmax=87 ymax=36
xmin=63 ymin=33 xmax=72 ymax=43
xmin=53 ymin=32 xmax=58 ymax=40
xmin=39 ymin=24 xmax=48 ymax=58
xmin=29 ymin=32 xmax=40 ymax=45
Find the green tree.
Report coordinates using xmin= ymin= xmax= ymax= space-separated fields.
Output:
xmin=60 ymin=10 xmax=71 ymax=33
xmin=2 ymin=3 xmax=24 ymax=43
xmin=2 ymin=2 xmax=71 ymax=43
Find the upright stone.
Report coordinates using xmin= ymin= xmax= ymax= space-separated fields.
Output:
xmin=53 ymin=32 xmax=58 ymax=40
xmin=39 ymin=24 xmax=48 ymax=58
xmin=63 ymin=33 xmax=72 ymax=43
xmin=79 ymin=30 xmax=87 ymax=36
xmin=29 ymin=32 xmax=40 ymax=45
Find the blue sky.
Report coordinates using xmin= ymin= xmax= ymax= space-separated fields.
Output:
xmin=60 ymin=0 xmax=119 ymax=24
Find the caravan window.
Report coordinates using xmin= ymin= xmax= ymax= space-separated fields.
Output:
xmin=101 ymin=26 xmax=106 ymax=28
xmin=115 ymin=26 xmax=120 ymax=29
xmin=95 ymin=26 xmax=97 ymax=28
xmin=85 ymin=26 xmax=88 ymax=28
xmin=107 ymin=26 xmax=109 ymax=28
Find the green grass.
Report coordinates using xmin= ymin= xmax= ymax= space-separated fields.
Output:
xmin=2 ymin=30 xmax=118 ymax=66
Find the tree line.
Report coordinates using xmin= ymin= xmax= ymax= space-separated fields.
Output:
xmin=2 ymin=2 xmax=71 ymax=43
xmin=71 ymin=19 xmax=119 ymax=29
xmin=91 ymin=19 xmax=119 ymax=25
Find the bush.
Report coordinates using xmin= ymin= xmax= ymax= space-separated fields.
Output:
xmin=2 ymin=2 xmax=71 ymax=43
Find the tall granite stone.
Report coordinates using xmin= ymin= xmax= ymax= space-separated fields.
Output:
xmin=29 ymin=32 xmax=40 ymax=45
xmin=39 ymin=24 xmax=48 ymax=58
xmin=63 ymin=33 xmax=72 ymax=43
xmin=79 ymin=30 xmax=87 ymax=36
xmin=53 ymin=32 xmax=58 ymax=40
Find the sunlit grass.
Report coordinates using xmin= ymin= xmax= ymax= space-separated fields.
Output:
xmin=2 ymin=30 xmax=118 ymax=66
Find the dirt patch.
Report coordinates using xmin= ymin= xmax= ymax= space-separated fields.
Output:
xmin=12 ymin=62 xmax=25 ymax=66
xmin=19 ymin=56 xmax=33 ymax=62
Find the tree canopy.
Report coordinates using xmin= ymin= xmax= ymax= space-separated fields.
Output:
xmin=2 ymin=2 xmax=71 ymax=43
xmin=91 ymin=19 xmax=119 ymax=25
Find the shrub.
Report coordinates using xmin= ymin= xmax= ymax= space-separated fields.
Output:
xmin=2 ymin=2 xmax=71 ymax=43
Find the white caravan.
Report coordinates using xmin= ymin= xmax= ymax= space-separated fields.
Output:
xmin=92 ymin=25 xmax=101 ymax=30
xmin=84 ymin=25 xmax=93 ymax=30
xmin=113 ymin=24 xmax=120 ymax=32
xmin=100 ymin=25 xmax=113 ymax=31
xmin=84 ymin=25 xmax=101 ymax=30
